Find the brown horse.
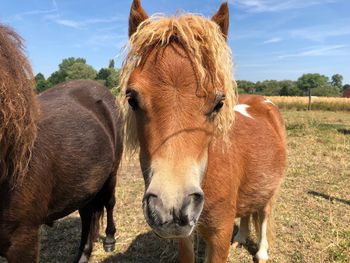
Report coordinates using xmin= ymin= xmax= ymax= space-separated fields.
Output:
xmin=119 ymin=1 xmax=286 ymax=262
xmin=0 ymin=24 xmax=123 ymax=262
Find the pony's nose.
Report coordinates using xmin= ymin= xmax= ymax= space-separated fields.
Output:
xmin=143 ymin=190 xmax=204 ymax=228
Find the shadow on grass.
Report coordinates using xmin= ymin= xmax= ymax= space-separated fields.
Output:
xmin=337 ymin=128 xmax=350 ymax=135
xmin=101 ymin=231 xmax=178 ymax=263
xmin=39 ymin=216 xmax=81 ymax=263
xmin=101 ymin=225 xmax=259 ymax=263
xmin=308 ymin=190 xmax=350 ymax=206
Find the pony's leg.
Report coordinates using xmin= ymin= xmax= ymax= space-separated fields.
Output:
xmin=254 ymin=201 xmax=273 ymax=263
xmin=232 ymin=215 xmax=250 ymax=248
xmin=179 ymin=236 xmax=194 ymax=263
xmin=103 ymin=174 xmax=117 ymax=252
xmin=75 ymin=204 xmax=103 ymax=263
xmin=6 ymin=225 xmax=39 ymax=263
xmin=202 ymin=217 xmax=234 ymax=263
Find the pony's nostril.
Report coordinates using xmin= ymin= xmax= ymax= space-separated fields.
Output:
xmin=144 ymin=193 xmax=158 ymax=204
xmin=189 ymin=191 xmax=204 ymax=204
xmin=174 ymin=210 xmax=190 ymax=226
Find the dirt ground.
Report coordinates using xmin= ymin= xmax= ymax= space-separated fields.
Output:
xmin=1 ymin=110 xmax=349 ymax=262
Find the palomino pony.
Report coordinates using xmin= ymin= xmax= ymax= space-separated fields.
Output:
xmin=119 ymin=1 xmax=286 ymax=262
xmin=0 ymin=24 xmax=123 ymax=262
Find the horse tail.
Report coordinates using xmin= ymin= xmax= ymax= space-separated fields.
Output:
xmin=0 ymin=24 xmax=38 ymax=187
xmin=90 ymin=207 xmax=104 ymax=243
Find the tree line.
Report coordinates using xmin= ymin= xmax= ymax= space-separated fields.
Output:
xmin=35 ymin=57 xmax=348 ymax=97
xmin=237 ymin=73 xmax=348 ymax=97
xmin=35 ymin=57 xmax=120 ymax=95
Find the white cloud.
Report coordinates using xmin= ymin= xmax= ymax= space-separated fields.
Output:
xmin=290 ymin=23 xmax=350 ymax=42
xmin=232 ymin=0 xmax=338 ymax=13
xmin=47 ymin=16 xmax=123 ymax=29
xmin=262 ymin=37 xmax=282 ymax=44
xmin=9 ymin=9 xmax=57 ymax=21
xmin=278 ymin=45 xmax=348 ymax=59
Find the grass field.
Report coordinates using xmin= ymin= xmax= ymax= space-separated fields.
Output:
xmin=268 ymin=96 xmax=350 ymax=111
xmin=1 ymin=110 xmax=349 ymax=263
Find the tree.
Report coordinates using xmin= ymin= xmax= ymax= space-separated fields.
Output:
xmin=47 ymin=57 xmax=97 ymax=87
xmin=297 ymin=74 xmax=330 ymax=110
xmin=108 ymin=59 xmax=115 ymax=69
xmin=331 ymin=74 xmax=343 ymax=89
xmin=105 ymin=68 xmax=120 ymax=88
xmin=35 ymin=73 xmax=49 ymax=93
xmin=278 ymin=80 xmax=300 ymax=96
xmin=96 ymin=68 xmax=110 ymax=81
xmin=95 ymin=64 xmax=120 ymax=89
xmin=47 ymin=70 xmax=65 ymax=86
xmin=312 ymin=85 xmax=341 ymax=97
xmin=65 ymin=62 xmax=97 ymax=81
xmin=236 ymin=80 xmax=255 ymax=94
xmin=255 ymin=80 xmax=281 ymax=96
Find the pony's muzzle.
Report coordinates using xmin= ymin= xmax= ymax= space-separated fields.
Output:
xmin=143 ymin=190 xmax=204 ymax=238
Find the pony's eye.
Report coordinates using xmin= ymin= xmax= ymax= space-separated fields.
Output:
xmin=126 ymin=89 xmax=139 ymax=111
xmin=213 ymin=100 xmax=224 ymax=113
xmin=206 ymin=95 xmax=225 ymax=119
xmin=128 ymin=97 xmax=138 ymax=110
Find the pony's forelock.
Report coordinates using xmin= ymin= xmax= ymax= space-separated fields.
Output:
xmin=118 ymin=14 xmax=237 ymax=154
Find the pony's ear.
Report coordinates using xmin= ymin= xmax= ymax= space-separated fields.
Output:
xmin=129 ymin=0 xmax=149 ymax=37
xmin=211 ymin=2 xmax=229 ymax=40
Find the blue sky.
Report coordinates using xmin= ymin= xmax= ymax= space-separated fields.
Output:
xmin=2 ymin=0 xmax=350 ymax=84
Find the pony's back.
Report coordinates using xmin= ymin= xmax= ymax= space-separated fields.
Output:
xmin=0 ymin=24 xmax=38 ymax=186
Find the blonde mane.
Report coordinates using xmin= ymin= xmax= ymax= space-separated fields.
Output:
xmin=118 ymin=14 xmax=237 ymax=153
xmin=0 ymin=24 xmax=38 ymax=187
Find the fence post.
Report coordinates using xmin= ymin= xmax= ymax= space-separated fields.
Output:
xmin=308 ymin=88 xmax=312 ymax=110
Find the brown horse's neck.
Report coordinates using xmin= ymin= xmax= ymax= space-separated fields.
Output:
xmin=0 ymin=24 xmax=39 ymax=187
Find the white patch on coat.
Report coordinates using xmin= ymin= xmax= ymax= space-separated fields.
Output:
xmin=256 ymin=217 xmax=269 ymax=261
xmin=234 ymin=104 xmax=253 ymax=119
xmin=264 ymin=98 xmax=275 ymax=105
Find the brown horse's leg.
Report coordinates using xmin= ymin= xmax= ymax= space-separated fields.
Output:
xmin=232 ymin=215 xmax=250 ymax=248
xmin=201 ymin=217 xmax=234 ymax=263
xmin=6 ymin=225 xmax=39 ymax=263
xmin=254 ymin=200 xmax=274 ymax=263
xmin=75 ymin=204 xmax=103 ymax=263
xmin=103 ymin=174 xmax=117 ymax=252
xmin=179 ymin=236 xmax=194 ymax=263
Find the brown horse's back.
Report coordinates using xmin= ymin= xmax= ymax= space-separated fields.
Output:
xmin=2 ymin=80 xmax=123 ymax=224
xmin=38 ymin=80 xmax=123 ymax=221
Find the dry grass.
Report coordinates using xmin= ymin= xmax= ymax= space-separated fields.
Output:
xmin=268 ymin=96 xmax=350 ymax=111
xmin=1 ymin=110 xmax=349 ymax=262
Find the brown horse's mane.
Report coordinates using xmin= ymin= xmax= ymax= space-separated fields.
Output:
xmin=0 ymin=24 xmax=38 ymax=187
xmin=118 ymin=14 xmax=237 ymax=153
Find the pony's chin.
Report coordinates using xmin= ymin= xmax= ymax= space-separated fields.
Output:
xmin=152 ymin=225 xmax=195 ymax=239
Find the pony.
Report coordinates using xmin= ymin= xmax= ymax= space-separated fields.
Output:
xmin=119 ymin=1 xmax=286 ymax=262
xmin=0 ymin=24 xmax=123 ymax=263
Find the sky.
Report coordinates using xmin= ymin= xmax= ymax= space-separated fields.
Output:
xmin=1 ymin=0 xmax=350 ymax=84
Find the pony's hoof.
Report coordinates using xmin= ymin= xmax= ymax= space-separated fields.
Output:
xmin=253 ymin=257 xmax=268 ymax=263
xmin=103 ymin=236 xmax=116 ymax=252
xmin=232 ymin=241 xmax=241 ymax=248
